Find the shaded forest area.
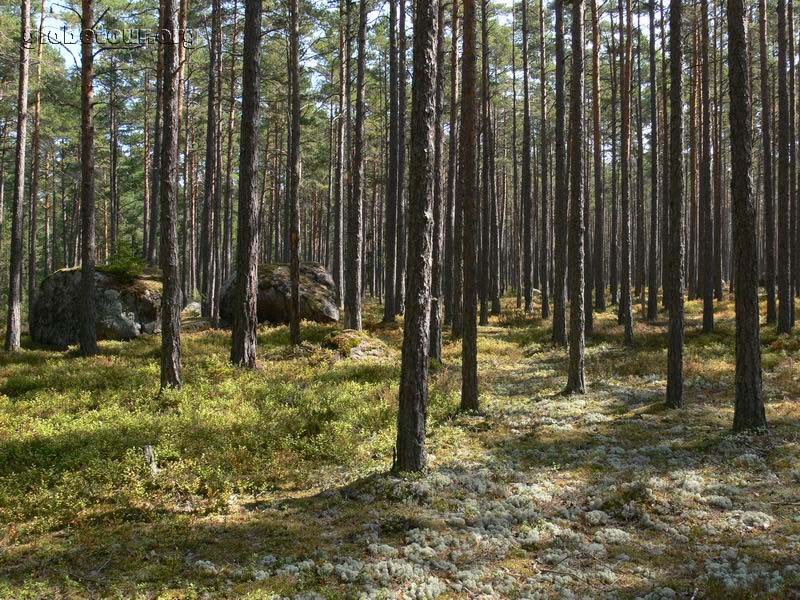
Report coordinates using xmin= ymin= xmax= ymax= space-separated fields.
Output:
xmin=1 ymin=0 xmax=800 ymax=597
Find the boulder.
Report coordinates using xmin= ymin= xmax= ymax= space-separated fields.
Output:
xmin=322 ymin=330 xmax=388 ymax=360
xmin=220 ymin=263 xmax=339 ymax=326
xmin=31 ymin=267 xmax=162 ymax=349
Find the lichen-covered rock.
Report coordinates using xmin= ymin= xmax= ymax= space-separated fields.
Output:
xmin=219 ymin=263 xmax=339 ymax=326
xmin=323 ymin=330 xmax=388 ymax=359
xmin=31 ymin=267 xmax=162 ymax=349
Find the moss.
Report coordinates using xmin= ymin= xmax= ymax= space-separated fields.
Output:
xmin=321 ymin=329 xmax=386 ymax=357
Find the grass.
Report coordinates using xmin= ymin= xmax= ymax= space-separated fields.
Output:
xmin=1 ymin=293 xmax=799 ymax=598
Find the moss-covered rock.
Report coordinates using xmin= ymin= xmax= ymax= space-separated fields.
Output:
xmin=219 ymin=263 xmax=339 ymax=326
xmin=30 ymin=268 xmax=162 ymax=349
xmin=322 ymin=329 xmax=388 ymax=359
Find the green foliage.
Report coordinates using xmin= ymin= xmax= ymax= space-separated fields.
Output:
xmin=98 ymin=241 xmax=146 ymax=283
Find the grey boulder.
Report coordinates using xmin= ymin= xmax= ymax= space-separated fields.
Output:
xmin=31 ymin=268 xmax=162 ymax=349
xmin=219 ymin=263 xmax=339 ymax=325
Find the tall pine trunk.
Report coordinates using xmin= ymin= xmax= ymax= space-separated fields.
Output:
xmin=395 ymin=0 xmax=438 ymax=471
xmin=728 ymin=0 xmax=768 ymax=432
xmin=567 ymin=0 xmax=586 ymax=394
xmin=700 ymin=0 xmax=714 ymax=332
xmin=159 ymin=0 xmax=183 ymax=389
xmin=591 ymin=0 xmax=604 ymax=313
xmin=460 ymin=0 xmax=479 ymax=411
xmin=647 ymin=0 xmax=660 ymax=322
xmin=231 ymin=0 xmax=263 ymax=368
xmin=777 ymin=0 xmax=793 ymax=333
xmin=667 ymin=0 xmax=685 ymax=409
xmin=759 ymin=0 xmax=776 ymax=324
xmin=539 ymin=0 xmax=550 ymax=318
xmin=289 ymin=0 xmax=302 ymax=344
xmin=4 ymin=0 xmax=30 ymax=352
xmin=429 ymin=0 xmax=445 ymax=361
xmin=552 ymin=0 xmax=567 ymax=345
xmin=345 ymin=0 xmax=367 ymax=330
xmin=79 ymin=0 xmax=98 ymax=356
xmin=521 ymin=0 xmax=533 ymax=313
xmin=383 ymin=0 xmax=398 ymax=322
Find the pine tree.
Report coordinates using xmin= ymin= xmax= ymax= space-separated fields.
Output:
xmin=396 ymin=0 xmax=439 ymax=471
xmin=231 ymin=0 xmax=264 ymax=368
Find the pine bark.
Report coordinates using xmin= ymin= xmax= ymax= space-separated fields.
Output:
xmin=395 ymin=0 xmax=408 ymax=315
xmin=728 ymin=0 xmax=768 ymax=432
xmin=759 ymin=0 xmax=776 ymax=324
xmin=202 ymin=0 xmax=221 ymax=321
xmin=591 ymin=0 xmax=604 ymax=313
xmin=700 ymin=0 xmax=714 ymax=332
xmin=345 ymin=0 xmax=367 ymax=330
xmin=521 ymin=0 xmax=533 ymax=313
xmin=460 ymin=0 xmax=479 ymax=412
xmin=231 ymin=0 xmax=263 ymax=368
xmin=4 ymin=0 xmax=30 ymax=352
xmin=160 ymin=0 xmax=183 ymax=389
xmin=383 ymin=0 xmax=398 ymax=322
xmin=552 ymin=0 xmax=567 ymax=344
xmin=395 ymin=0 xmax=438 ymax=471
xmin=79 ymin=0 xmax=98 ymax=356
xmin=27 ymin=0 xmax=44 ymax=319
xmin=777 ymin=0 xmax=793 ymax=334
xmin=148 ymin=9 xmax=164 ymax=266
xmin=289 ymin=0 xmax=302 ymax=344
xmin=479 ymin=0 xmax=491 ymax=326
xmin=430 ymin=0 xmax=446 ymax=361
xmin=667 ymin=0 xmax=685 ymax=409
xmin=567 ymin=0 xmax=586 ymax=394
xmin=539 ymin=0 xmax=550 ymax=318
xmin=618 ymin=0 xmax=633 ymax=345
xmin=647 ymin=0 xmax=659 ymax=321
xmin=444 ymin=0 xmax=459 ymax=326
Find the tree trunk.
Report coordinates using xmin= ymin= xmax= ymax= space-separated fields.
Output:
xmin=430 ymin=0 xmax=446 ymax=361
xmin=383 ymin=0 xmax=398 ymax=322
xmin=521 ymin=0 xmax=533 ymax=313
xmin=759 ymin=0 xmax=776 ymax=324
xmin=777 ymin=0 xmax=793 ymax=333
xmin=609 ymin=16 xmax=619 ymax=306
xmin=222 ymin=0 xmax=239 ymax=283
xmin=202 ymin=0 xmax=220 ymax=321
xmin=395 ymin=0 xmax=438 ymax=472
xmin=78 ymin=0 xmax=98 ymax=356
xmin=479 ymin=0 xmax=491 ymax=326
xmin=143 ymin=74 xmax=150 ymax=260
xmin=4 ymin=0 xmax=30 ymax=352
xmin=591 ymin=0 xmax=604 ymax=314
xmin=27 ymin=0 xmax=45 ymax=320
xmin=231 ymin=0 xmax=263 ymax=368
xmin=667 ymin=0 xmax=685 ymax=409
xmin=552 ymin=0 xmax=567 ymax=345
xmin=148 ymin=8 xmax=164 ymax=266
xmin=395 ymin=0 xmax=408 ymax=315
xmin=460 ymin=0 xmax=479 ymax=412
xmin=647 ymin=0 xmax=659 ymax=321
xmin=700 ymin=0 xmax=714 ymax=332
xmin=289 ymin=0 xmax=302 ymax=344
xmin=345 ymin=0 xmax=366 ymax=330
xmin=444 ymin=0 xmax=460 ymax=326
xmin=728 ymin=0 xmax=767 ymax=432
xmin=539 ymin=0 xmax=550 ymax=318
xmin=159 ymin=0 xmax=183 ymax=389
xmin=618 ymin=0 xmax=633 ymax=345
xmin=567 ymin=0 xmax=586 ymax=394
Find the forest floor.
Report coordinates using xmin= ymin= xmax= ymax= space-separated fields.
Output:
xmin=2 ymin=296 xmax=800 ymax=599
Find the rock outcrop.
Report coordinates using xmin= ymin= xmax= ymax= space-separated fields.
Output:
xmin=31 ymin=268 xmax=162 ymax=349
xmin=219 ymin=263 xmax=339 ymax=325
